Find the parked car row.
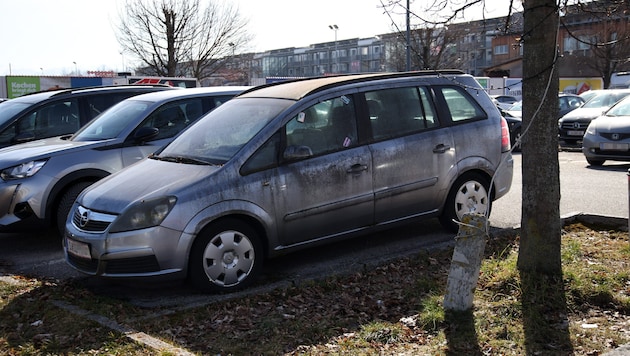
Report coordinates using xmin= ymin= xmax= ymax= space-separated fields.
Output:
xmin=499 ymin=93 xmax=585 ymax=150
xmin=0 ymin=85 xmax=176 ymax=148
xmin=558 ymin=89 xmax=630 ymax=144
xmin=496 ymin=87 xmax=630 ymax=167
xmin=54 ymin=71 xmax=513 ymax=292
xmin=0 ymin=87 xmax=249 ymax=237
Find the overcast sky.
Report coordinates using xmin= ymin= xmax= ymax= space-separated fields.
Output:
xmin=0 ymin=0 xmax=517 ymax=76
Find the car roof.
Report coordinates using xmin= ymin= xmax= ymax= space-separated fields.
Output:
xmin=115 ymin=86 xmax=251 ymax=103
xmin=238 ymin=70 xmax=466 ymax=101
xmin=9 ymin=85 xmax=175 ymax=103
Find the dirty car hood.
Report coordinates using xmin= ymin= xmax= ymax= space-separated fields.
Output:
xmin=0 ymin=136 xmax=111 ymax=166
xmin=79 ymin=158 xmax=218 ymax=213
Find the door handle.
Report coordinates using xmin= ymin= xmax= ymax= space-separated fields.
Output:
xmin=346 ymin=163 xmax=368 ymax=174
xmin=433 ymin=143 xmax=451 ymax=153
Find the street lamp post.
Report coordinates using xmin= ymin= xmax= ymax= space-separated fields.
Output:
xmin=329 ymin=24 xmax=338 ymax=73
xmin=73 ymin=61 xmax=78 ymax=76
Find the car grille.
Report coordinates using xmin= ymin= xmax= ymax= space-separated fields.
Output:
xmin=105 ymin=256 xmax=160 ymax=274
xmin=560 ymin=122 xmax=589 ymax=130
xmin=600 ymin=133 xmax=630 ymax=141
xmin=66 ymin=254 xmax=160 ymax=274
xmin=72 ymin=205 xmax=116 ymax=232
xmin=67 ymin=253 xmax=98 ymax=273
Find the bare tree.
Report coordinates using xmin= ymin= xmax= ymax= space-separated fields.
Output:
xmin=517 ymin=0 xmax=562 ymax=274
xmin=116 ymin=0 xmax=251 ymax=81
xmin=562 ymin=0 xmax=630 ymax=87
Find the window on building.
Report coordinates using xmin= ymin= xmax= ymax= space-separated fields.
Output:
xmin=563 ymin=37 xmax=577 ymax=52
xmin=578 ymin=35 xmax=593 ymax=50
xmin=494 ymin=45 xmax=508 ymax=55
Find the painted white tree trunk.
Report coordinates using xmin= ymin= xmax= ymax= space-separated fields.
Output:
xmin=443 ymin=213 xmax=488 ymax=311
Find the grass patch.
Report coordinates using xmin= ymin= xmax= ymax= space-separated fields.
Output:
xmin=1 ymin=222 xmax=629 ymax=355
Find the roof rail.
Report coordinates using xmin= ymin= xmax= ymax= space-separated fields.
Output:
xmin=239 ymin=70 xmax=467 ymax=97
xmin=18 ymin=84 xmax=171 ymax=98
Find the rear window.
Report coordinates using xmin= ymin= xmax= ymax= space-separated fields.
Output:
xmin=437 ymin=86 xmax=487 ymax=122
xmin=365 ymin=86 xmax=438 ymax=140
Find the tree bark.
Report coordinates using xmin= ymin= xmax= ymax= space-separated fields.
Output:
xmin=517 ymin=0 xmax=562 ymax=275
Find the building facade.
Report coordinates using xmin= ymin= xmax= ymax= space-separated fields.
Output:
xmin=213 ymin=0 xmax=629 ymax=88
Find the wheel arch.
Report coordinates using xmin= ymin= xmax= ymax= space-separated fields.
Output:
xmin=46 ymin=168 xmax=110 ymax=226
xmin=183 ymin=200 xmax=275 ymax=261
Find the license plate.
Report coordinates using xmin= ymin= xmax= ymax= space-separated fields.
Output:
xmin=567 ymin=130 xmax=584 ymax=136
xmin=66 ymin=237 xmax=91 ymax=259
xmin=600 ymin=142 xmax=629 ymax=151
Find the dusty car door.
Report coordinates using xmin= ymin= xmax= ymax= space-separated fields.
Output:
xmin=366 ymin=86 xmax=456 ymax=223
xmin=272 ymin=95 xmax=374 ymax=246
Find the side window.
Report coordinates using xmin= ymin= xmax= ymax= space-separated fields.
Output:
xmin=9 ymin=99 xmax=81 ymax=141
xmin=367 ymin=86 xmax=438 ymax=140
xmin=141 ymin=100 xmax=196 ymax=140
xmin=85 ymin=94 xmax=116 ymax=120
xmin=210 ymin=95 xmax=236 ymax=110
xmin=285 ymin=95 xmax=357 ymax=157
xmin=241 ymin=132 xmax=280 ymax=174
xmin=438 ymin=87 xmax=487 ymax=122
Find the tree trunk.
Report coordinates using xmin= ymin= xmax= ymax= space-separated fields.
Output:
xmin=517 ymin=0 xmax=562 ymax=275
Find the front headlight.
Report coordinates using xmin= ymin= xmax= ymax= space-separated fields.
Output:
xmin=0 ymin=160 xmax=47 ymax=181
xmin=585 ymin=121 xmax=598 ymax=135
xmin=110 ymin=196 xmax=177 ymax=233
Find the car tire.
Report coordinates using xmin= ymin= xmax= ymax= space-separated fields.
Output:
xmin=439 ymin=173 xmax=491 ymax=233
xmin=56 ymin=181 xmax=93 ymax=237
xmin=188 ymin=218 xmax=263 ymax=293
xmin=586 ymin=158 xmax=605 ymax=166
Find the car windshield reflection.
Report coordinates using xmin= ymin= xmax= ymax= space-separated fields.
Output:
xmin=72 ymin=100 xmax=151 ymax=141
xmin=157 ymin=97 xmax=291 ymax=164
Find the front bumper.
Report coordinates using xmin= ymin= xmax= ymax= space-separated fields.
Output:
xmin=582 ymin=134 xmax=630 ymax=162
xmin=63 ymin=217 xmax=191 ymax=281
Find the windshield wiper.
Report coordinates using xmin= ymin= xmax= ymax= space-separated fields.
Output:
xmin=151 ymin=155 xmax=212 ymax=165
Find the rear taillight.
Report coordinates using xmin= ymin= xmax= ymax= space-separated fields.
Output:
xmin=500 ymin=117 xmax=511 ymax=152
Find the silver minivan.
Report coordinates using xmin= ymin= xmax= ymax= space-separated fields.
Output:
xmin=64 ymin=71 xmax=513 ymax=292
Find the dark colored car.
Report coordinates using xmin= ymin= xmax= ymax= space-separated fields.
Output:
xmin=0 ymin=85 xmax=176 ymax=148
xmin=0 ymin=86 xmax=248 ymax=235
xmin=559 ymin=89 xmax=630 ymax=144
xmin=501 ymin=93 xmax=585 ymax=150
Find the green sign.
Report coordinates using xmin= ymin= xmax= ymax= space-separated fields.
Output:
xmin=7 ymin=77 xmax=40 ymax=98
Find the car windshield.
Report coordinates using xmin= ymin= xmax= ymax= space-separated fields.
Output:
xmin=157 ymin=97 xmax=291 ymax=165
xmin=72 ymin=99 xmax=152 ymax=141
xmin=509 ymin=101 xmax=522 ymax=110
xmin=605 ymin=98 xmax=630 ymax=117
xmin=0 ymin=101 xmax=32 ymax=125
xmin=583 ymin=92 xmax=630 ymax=109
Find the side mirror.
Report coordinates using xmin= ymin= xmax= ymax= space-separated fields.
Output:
xmin=283 ymin=145 xmax=313 ymax=160
xmin=133 ymin=126 xmax=159 ymax=142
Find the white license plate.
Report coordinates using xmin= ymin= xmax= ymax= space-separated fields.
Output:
xmin=66 ymin=237 xmax=91 ymax=259
xmin=600 ymin=142 xmax=629 ymax=151
xmin=567 ymin=130 xmax=584 ymax=136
